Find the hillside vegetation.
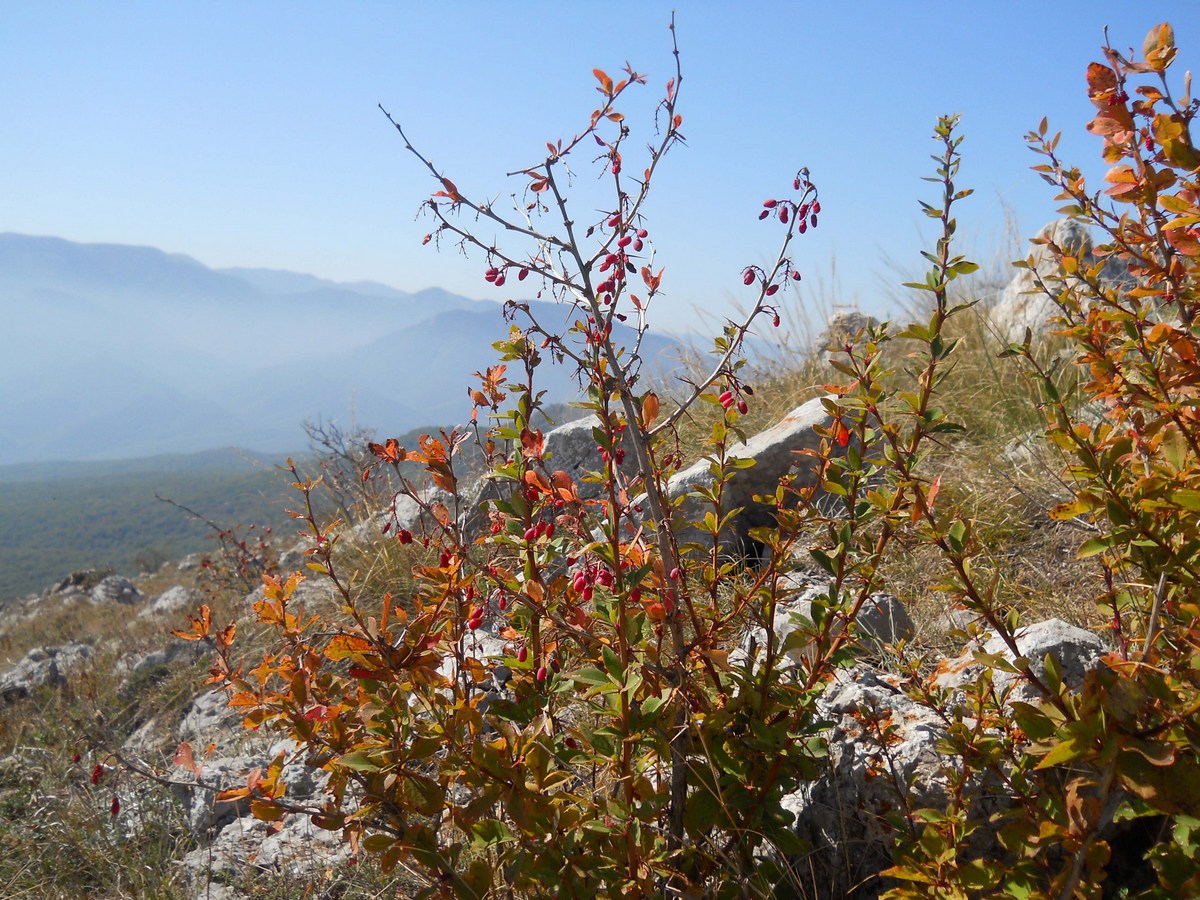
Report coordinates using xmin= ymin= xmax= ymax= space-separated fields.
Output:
xmin=2 ymin=19 xmax=1199 ymax=900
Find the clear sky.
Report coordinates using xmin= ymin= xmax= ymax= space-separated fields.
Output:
xmin=3 ymin=1 xmax=1197 ymax=333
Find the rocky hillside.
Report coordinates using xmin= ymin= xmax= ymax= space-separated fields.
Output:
xmin=0 ymin=225 xmax=1147 ymax=897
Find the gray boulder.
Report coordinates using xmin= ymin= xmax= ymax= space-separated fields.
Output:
xmin=992 ymin=219 xmax=1132 ymax=343
xmin=91 ymin=574 xmax=145 ymax=605
xmin=735 ymin=576 xmax=914 ymax=672
xmin=666 ymin=395 xmax=834 ymax=554
xmin=141 ymin=584 xmax=203 ymax=618
xmin=780 ymin=666 xmax=950 ymax=898
xmin=933 ymin=617 xmax=1106 ymax=708
xmin=0 ymin=642 xmax=92 ymax=703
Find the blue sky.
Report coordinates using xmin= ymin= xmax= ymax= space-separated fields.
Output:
xmin=3 ymin=1 xmax=1197 ymax=332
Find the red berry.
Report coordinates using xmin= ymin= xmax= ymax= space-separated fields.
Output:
xmin=565 ymin=737 xmax=577 ymax=750
xmin=812 ymin=201 xmax=821 ymax=214
xmin=524 ymin=527 xmax=536 ymax=542
xmin=550 ymin=658 xmax=561 ymax=673
xmin=629 ymin=588 xmax=641 ymax=604
xmin=670 ymin=567 xmax=681 ymax=580
xmin=637 ymin=228 xmax=648 ymax=238
xmin=518 ymin=267 xmax=529 ymax=281
xmin=743 ymin=269 xmax=755 ymax=286
xmin=810 ymin=215 xmax=818 ymax=228
xmin=397 ymin=529 xmax=413 ymax=545
xmin=719 ymin=390 xmax=734 ymax=408
xmin=518 ymin=647 xmax=529 ymax=663
xmin=779 ymin=206 xmax=789 ymax=224
xmin=765 ymin=284 xmax=779 ymax=296
xmin=497 ymin=595 xmax=507 ymax=611
xmin=763 ymin=199 xmax=778 ymax=208
xmin=494 ymin=274 xmax=506 ymax=287
xmin=91 ymin=764 xmax=104 ymax=786
xmin=537 ymin=666 xmax=548 ymax=682
xmin=738 ymin=400 xmax=748 ymax=415
xmin=111 ymin=795 xmax=120 ymax=817
xmin=468 ymin=616 xmax=483 ymax=631
xmin=758 ymin=210 xmax=770 ymax=220
xmin=773 ymin=315 xmax=781 ymax=328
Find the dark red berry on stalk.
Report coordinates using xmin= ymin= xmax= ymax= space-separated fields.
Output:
xmin=810 ymin=215 xmax=818 ymax=228
xmin=92 ymin=765 xmax=104 ymax=786
xmin=763 ymin=199 xmax=778 ymax=208
xmin=773 ymin=315 xmax=781 ymax=328
xmin=637 ymin=228 xmax=648 ymax=238
xmin=779 ymin=206 xmax=789 ymax=224
xmin=738 ymin=400 xmax=748 ymax=414
xmin=518 ymin=647 xmax=529 ymax=663
xmin=397 ymin=529 xmax=413 ymax=545
xmin=719 ymin=390 xmax=734 ymax=408
xmin=766 ymin=284 xmax=779 ymax=296
xmin=518 ymin=268 xmax=530 ymax=281
xmin=758 ymin=210 xmax=770 ymax=220
xmin=111 ymin=796 xmax=120 ymax=817
xmin=494 ymin=275 xmax=506 ymax=287
xmin=812 ymin=201 xmax=821 ymax=214
xmin=743 ymin=269 xmax=755 ymax=286
xmin=565 ymin=737 xmax=577 ymax=750
xmin=536 ymin=666 xmax=548 ymax=682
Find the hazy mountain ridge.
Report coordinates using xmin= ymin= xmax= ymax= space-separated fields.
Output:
xmin=0 ymin=233 xmax=683 ymax=465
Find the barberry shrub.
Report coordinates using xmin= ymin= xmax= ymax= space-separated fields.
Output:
xmin=876 ymin=23 xmax=1200 ymax=899
xmin=170 ymin=18 xmax=1200 ymax=900
xmin=172 ymin=21 xmax=880 ymax=898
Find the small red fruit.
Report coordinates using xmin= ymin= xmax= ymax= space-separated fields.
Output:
xmin=719 ymin=390 xmax=734 ymax=408
xmin=111 ymin=795 xmax=120 ymax=817
xmin=536 ymin=665 xmax=548 ymax=682
xmin=91 ymin=764 xmax=104 ymax=786
xmin=738 ymin=400 xmax=748 ymax=415
xmin=758 ymin=210 xmax=770 ymax=220
xmin=763 ymin=199 xmax=778 ymax=208
xmin=743 ymin=269 xmax=755 ymax=286
xmin=518 ymin=647 xmax=529 ymax=663
xmin=397 ymin=529 xmax=413 ymax=545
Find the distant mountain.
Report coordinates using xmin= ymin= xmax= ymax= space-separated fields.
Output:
xmin=0 ymin=233 xmax=683 ymax=465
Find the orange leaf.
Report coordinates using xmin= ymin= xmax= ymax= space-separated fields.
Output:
xmin=642 ymin=392 xmax=660 ymax=427
xmin=173 ymin=741 xmax=198 ymax=775
xmin=593 ymin=68 xmax=613 ymax=94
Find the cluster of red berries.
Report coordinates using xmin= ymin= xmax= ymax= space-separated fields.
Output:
xmin=571 ymin=563 xmax=615 ymax=602
xmin=718 ymin=382 xmax=752 ymax=415
xmin=483 ymin=264 xmax=532 ymax=288
xmin=523 ymin=520 xmax=556 ymax=543
xmin=758 ymin=198 xmax=820 ymax=233
xmin=597 ymin=444 xmax=626 ymax=465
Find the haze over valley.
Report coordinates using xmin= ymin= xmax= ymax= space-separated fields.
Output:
xmin=0 ymin=232 xmax=681 ymax=466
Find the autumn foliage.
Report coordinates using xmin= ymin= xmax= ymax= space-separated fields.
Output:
xmin=169 ymin=20 xmax=1200 ymax=898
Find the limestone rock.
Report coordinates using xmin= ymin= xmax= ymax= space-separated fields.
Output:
xmin=780 ymin=666 xmax=949 ymax=898
xmin=91 ymin=574 xmax=145 ymax=605
xmin=0 ymin=642 xmax=92 ymax=703
xmin=141 ymin=584 xmax=203 ymax=618
xmin=933 ymin=617 xmax=1106 ymax=708
xmin=734 ymin=576 xmax=914 ymax=673
xmin=666 ymin=395 xmax=834 ymax=554
xmin=992 ymin=219 xmax=1132 ymax=343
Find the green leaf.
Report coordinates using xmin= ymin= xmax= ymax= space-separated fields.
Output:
xmin=336 ymin=751 xmax=382 ymax=773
